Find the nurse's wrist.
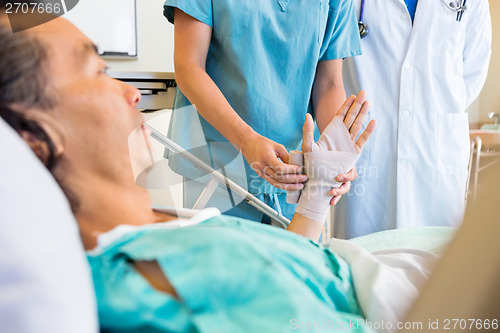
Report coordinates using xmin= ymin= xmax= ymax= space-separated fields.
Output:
xmin=235 ymin=128 xmax=260 ymax=151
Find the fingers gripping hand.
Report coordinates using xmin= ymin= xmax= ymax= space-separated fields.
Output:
xmin=329 ymin=168 xmax=357 ymax=205
xmin=242 ymin=134 xmax=305 ymax=191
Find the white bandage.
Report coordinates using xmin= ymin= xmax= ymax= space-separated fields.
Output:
xmin=286 ymin=151 xmax=304 ymax=204
xmin=287 ymin=117 xmax=360 ymax=223
xmin=296 ymin=151 xmax=358 ymax=222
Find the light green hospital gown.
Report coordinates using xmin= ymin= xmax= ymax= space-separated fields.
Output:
xmin=88 ymin=215 xmax=374 ymax=332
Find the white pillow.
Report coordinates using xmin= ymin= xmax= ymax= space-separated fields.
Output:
xmin=0 ymin=118 xmax=98 ymax=333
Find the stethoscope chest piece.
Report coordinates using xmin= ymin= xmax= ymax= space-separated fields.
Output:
xmin=358 ymin=0 xmax=368 ymax=38
xmin=358 ymin=21 xmax=368 ymax=38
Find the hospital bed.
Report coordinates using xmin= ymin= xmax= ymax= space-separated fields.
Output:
xmin=136 ymin=122 xmax=500 ymax=331
xmin=123 ymin=72 xmax=500 ymax=329
xmin=4 ymin=71 xmax=498 ymax=332
xmin=147 ymin=124 xmax=290 ymax=229
xmin=466 ymin=130 xmax=500 ymax=203
xmin=3 ymin=111 xmax=500 ymax=332
xmin=124 ymin=75 xmax=500 ymax=330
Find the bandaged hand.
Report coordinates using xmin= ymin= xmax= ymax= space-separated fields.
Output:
xmin=288 ymin=92 xmax=376 ymax=223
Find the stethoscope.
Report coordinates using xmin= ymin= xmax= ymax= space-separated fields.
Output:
xmin=358 ymin=0 xmax=368 ymax=38
xmin=358 ymin=0 xmax=467 ymax=37
xmin=442 ymin=0 xmax=467 ymax=21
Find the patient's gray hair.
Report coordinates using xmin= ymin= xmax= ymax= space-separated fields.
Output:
xmin=0 ymin=14 xmax=56 ymax=160
xmin=0 ymin=2 xmax=53 ymax=109
xmin=0 ymin=8 xmax=80 ymax=212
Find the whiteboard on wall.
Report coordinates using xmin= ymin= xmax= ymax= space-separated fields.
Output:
xmin=64 ymin=0 xmax=137 ymax=57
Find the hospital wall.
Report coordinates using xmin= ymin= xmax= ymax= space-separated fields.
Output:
xmin=106 ymin=0 xmax=174 ymax=73
xmin=105 ymin=0 xmax=500 ymax=126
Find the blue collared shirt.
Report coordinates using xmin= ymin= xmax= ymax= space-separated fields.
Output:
xmin=405 ymin=0 xmax=418 ymax=21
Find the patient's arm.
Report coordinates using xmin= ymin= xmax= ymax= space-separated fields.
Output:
xmin=287 ymin=213 xmax=325 ymax=240
xmin=287 ymin=93 xmax=376 ymax=240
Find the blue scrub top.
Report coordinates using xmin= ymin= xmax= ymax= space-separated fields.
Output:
xmin=164 ymin=0 xmax=362 ymax=194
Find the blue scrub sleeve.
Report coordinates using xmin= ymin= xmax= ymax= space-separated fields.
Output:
xmin=320 ymin=0 xmax=362 ymax=61
xmin=164 ymin=0 xmax=213 ymax=28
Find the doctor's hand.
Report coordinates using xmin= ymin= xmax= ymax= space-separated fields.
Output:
xmin=241 ymin=133 xmax=307 ymax=191
xmin=302 ymin=92 xmax=376 ymax=205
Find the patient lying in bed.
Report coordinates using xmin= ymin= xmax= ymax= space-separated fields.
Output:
xmin=0 ymin=10 xmax=454 ymax=333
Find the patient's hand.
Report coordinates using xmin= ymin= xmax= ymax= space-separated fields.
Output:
xmin=302 ymin=92 xmax=376 ymax=153
xmin=288 ymin=92 xmax=376 ymax=240
xmin=302 ymin=92 xmax=376 ymax=205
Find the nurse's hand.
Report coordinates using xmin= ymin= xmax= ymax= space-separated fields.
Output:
xmin=329 ymin=169 xmax=356 ymax=205
xmin=241 ymin=134 xmax=307 ymax=191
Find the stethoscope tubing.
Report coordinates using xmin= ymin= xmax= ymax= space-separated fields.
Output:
xmin=359 ymin=0 xmax=366 ymax=22
xmin=457 ymin=0 xmax=467 ymax=21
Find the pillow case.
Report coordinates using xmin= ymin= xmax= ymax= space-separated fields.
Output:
xmin=0 ymin=117 xmax=98 ymax=333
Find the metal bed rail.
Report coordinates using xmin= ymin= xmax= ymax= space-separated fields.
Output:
xmin=466 ymin=134 xmax=500 ymax=204
xmin=146 ymin=124 xmax=291 ymax=228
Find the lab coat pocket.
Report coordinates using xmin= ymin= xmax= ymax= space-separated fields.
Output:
xmin=431 ymin=3 xmax=467 ymax=58
xmin=437 ymin=113 xmax=470 ymax=176
xmin=438 ymin=0 xmax=470 ymax=23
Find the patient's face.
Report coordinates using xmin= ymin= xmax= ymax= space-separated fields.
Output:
xmin=30 ymin=18 xmax=143 ymax=167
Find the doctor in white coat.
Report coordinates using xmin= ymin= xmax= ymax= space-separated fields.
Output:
xmin=335 ymin=0 xmax=492 ymax=238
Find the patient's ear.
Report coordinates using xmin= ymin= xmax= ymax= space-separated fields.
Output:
xmin=20 ymin=131 xmax=52 ymax=166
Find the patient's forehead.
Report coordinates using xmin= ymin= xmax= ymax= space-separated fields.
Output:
xmin=31 ymin=18 xmax=93 ymax=61
xmin=31 ymin=16 xmax=86 ymax=42
xmin=28 ymin=18 xmax=97 ymax=84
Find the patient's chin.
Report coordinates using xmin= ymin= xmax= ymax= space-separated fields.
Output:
xmin=128 ymin=125 xmax=155 ymax=180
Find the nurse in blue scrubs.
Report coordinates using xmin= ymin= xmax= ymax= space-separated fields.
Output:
xmin=163 ymin=0 xmax=362 ymax=222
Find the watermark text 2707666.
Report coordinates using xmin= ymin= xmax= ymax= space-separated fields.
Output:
xmin=5 ymin=2 xmax=64 ymax=15
xmin=4 ymin=1 xmax=80 ymax=32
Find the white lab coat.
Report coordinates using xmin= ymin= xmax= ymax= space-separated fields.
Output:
xmin=335 ymin=0 xmax=492 ymax=239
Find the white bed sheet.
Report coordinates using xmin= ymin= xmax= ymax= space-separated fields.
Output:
xmin=325 ymin=227 xmax=455 ymax=332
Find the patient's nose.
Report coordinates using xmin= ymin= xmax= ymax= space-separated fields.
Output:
xmin=125 ymin=83 xmax=141 ymax=107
